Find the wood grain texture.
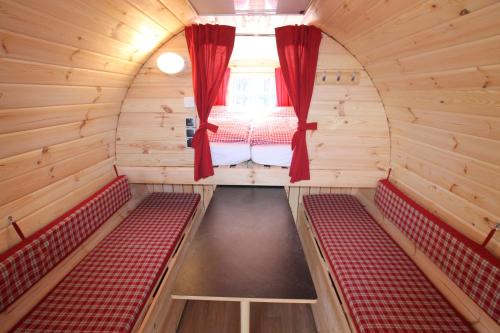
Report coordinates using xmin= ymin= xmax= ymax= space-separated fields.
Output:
xmin=177 ymin=301 xmax=317 ymax=333
xmin=307 ymin=0 xmax=500 ymax=255
xmin=0 ymin=0 xmax=194 ymax=252
xmin=116 ymin=31 xmax=390 ymax=187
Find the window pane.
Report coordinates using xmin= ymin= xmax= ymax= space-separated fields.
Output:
xmin=227 ymin=73 xmax=276 ymax=108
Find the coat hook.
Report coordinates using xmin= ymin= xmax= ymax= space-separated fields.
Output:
xmin=321 ymin=71 xmax=327 ymax=82
xmin=336 ymin=71 xmax=341 ymax=82
xmin=351 ymin=71 xmax=356 ymax=82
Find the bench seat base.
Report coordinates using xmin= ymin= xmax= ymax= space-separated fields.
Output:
xmin=303 ymin=194 xmax=474 ymax=333
xmin=13 ymin=192 xmax=200 ymax=333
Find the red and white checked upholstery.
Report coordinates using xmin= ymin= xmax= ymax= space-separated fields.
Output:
xmin=0 ymin=176 xmax=131 ymax=312
xmin=208 ymin=118 xmax=251 ymax=143
xmin=375 ymin=179 xmax=500 ymax=324
xmin=303 ymin=194 xmax=474 ymax=333
xmin=13 ymin=192 xmax=200 ymax=333
xmin=250 ymin=117 xmax=297 ymax=146
xmin=209 ymin=106 xmax=252 ymax=121
xmin=268 ymin=106 xmax=296 ymax=118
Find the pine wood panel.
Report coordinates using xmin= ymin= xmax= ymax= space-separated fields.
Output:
xmin=0 ymin=29 xmax=141 ymax=74
xmin=348 ymin=0 xmax=497 ymax=56
xmin=0 ymin=132 xmax=115 ymax=181
xmin=0 ymin=104 xmax=121 ymax=134
xmin=0 ymin=0 xmax=142 ymax=62
xmin=366 ymin=35 xmax=500 ymax=77
xmin=385 ymin=106 xmax=500 ymax=140
xmin=0 ymin=84 xmax=127 ymax=109
xmin=0 ymin=58 xmax=133 ymax=87
xmin=0 ymin=116 xmax=118 ymax=159
xmin=392 ymin=135 xmax=500 ymax=192
xmin=376 ymin=65 xmax=500 ymax=90
xmin=0 ymin=145 xmax=114 ymax=206
xmin=117 ymin=32 xmax=390 ymax=187
xmin=118 ymin=166 xmax=383 ymax=188
xmin=391 ymin=152 xmax=500 ymax=234
xmin=308 ymin=0 xmax=500 ymax=254
xmin=0 ymin=0 xmax=194 ymax=256
xmin=16 ymin=0 xmax=170 ymax=48
xmin=177 ymin=301 xmax=317 ymax=333
xmin=359 ymin=3 xmax=500 ymax=64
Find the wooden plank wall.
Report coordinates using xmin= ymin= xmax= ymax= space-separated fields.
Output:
xmin=0 ymin=0 xmax=195 ymax=252
xmin=116 ymin=32 xmax=390 ymax=187
xmin=307 ymin=0 xmax=500 ymax=255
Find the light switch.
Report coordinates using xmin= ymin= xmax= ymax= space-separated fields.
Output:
xmin=183 ymin=96 xmax=195 ymax=108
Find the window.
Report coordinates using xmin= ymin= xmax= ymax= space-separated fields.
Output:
xmin=227 ymin=72 xmax=276 ymax=108
xmin=225 ymin=36 xmax=279 ymax=110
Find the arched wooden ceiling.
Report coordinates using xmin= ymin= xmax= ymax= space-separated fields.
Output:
xmin=0 ymin=0 xmax=197 ymax=252
xmin=305 ymin=0 xmax=500 ymax=253
xmin=1 ymin=0 xmax=499 ymax=254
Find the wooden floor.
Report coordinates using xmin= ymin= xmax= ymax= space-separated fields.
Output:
xmin=176 ymin=301 xmax=318 ymax=333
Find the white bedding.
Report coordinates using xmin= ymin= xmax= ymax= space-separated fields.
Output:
xmin=250 ymin=144 xmax=292 ymax=167
xmin=210 ymin=142 xmax=251 ymax=166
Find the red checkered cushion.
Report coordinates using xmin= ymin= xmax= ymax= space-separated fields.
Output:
xmin=13 ymin=192 xmax=200 ymax=333
xmin=375 ymin=179 xmax=500 ymax=324
xmin=0 ymin=176 xmax=131 ymax=312
xmin=208 ymin=118 xmax=251 ymax=143
xmin=250 ymin=117 xmax=297 ymax=146
xmin=303 ymin=194 xmax=474 ymax=333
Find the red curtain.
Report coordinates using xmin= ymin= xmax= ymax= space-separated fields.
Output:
xmin=185 ymin=24 xmax=236 ymax=181
xmin=214 ymin=68 xmax=231 ymax=106
xmin=275 ymin=68 xmax=292 ymax=106
xmin=275 ymin=25 xmax=322 ymax=183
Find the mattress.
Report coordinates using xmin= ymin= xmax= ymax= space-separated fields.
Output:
xmin=211 ymin=142 xmax=251 ymax=166
xmin=208 ymin=112 xmax=251 ymax=166
xmin=250 ymin=116 xmax=297 ymax=167
xmin=206 ymin=107 xmax=298 ymax=166
xmin=251 ymin=144 xmax=292 ymax=167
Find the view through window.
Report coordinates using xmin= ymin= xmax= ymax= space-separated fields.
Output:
xmin=226 ymin=36 xmax=279 ymax=110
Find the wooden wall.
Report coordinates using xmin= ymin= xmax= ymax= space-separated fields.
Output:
xmin=0 ymin=0 xmax=195 ymax=252
xmin=2 ymin=0 xmax=498 ymax=258
xmin=306 ymin=0 xmax=500 ymax=254
xmin=116 ymin=32 xmax=390 ymax=187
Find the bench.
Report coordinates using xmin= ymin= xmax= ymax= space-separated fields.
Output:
xmin=0 ymin=176 xmax=201 ymax=332
xmin=299 ymin=179 xmax=499 ymax=333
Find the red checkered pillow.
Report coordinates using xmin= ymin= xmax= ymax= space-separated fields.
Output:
xmin=304 ymin=194 xmax=474 ymax=333
xmin=13 ymin=192 xmax=200 ymax=333
xmin=0 ymin=176 xmax=131 ymax=312
xmin=269 ymin=106 xmax=296 ymax=117
xmin=208 ymin=118 xmax=251 ymax=143
xmin=250 ymin=117 xmax=297 ymax=146
xmin=374 ymin=179 xmax=500 ymax=324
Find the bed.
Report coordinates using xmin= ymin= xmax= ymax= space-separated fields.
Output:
xmin=207 ymin=106 xmax=298 ymax=167
xmin=250 ymin=116 xmax=297 ymax=167
xmin=208 ymin=107 xmax=251 ymax=166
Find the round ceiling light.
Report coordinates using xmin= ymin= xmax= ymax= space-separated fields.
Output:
xmin=156 ymin=52 xmax=185 ymax=74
